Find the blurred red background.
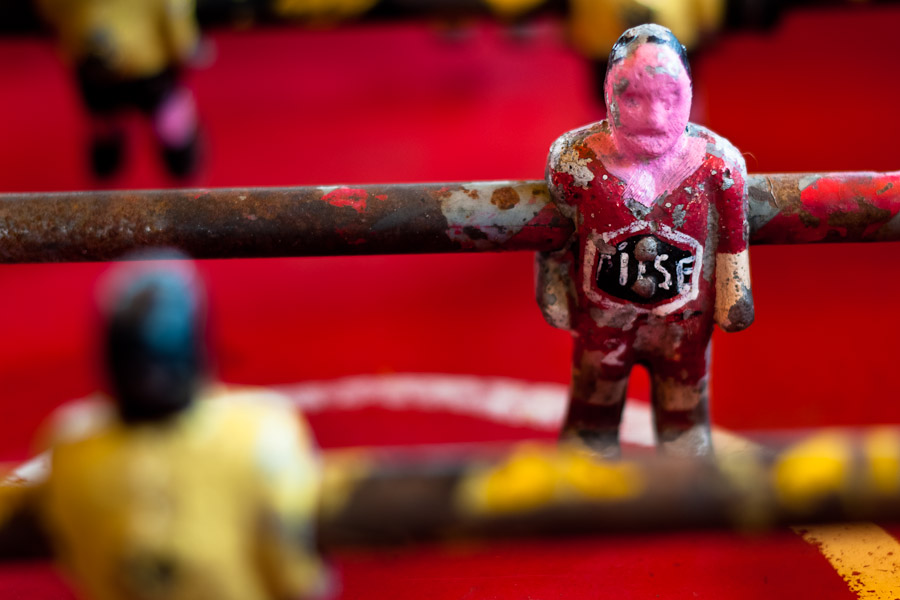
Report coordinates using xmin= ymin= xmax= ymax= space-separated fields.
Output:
xmin=1 ymin=5 xmax=899 ymax=598
xmin=2 ymin=6 xmax=899 ymax=458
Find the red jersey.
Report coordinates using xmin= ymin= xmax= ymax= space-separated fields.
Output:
xmin=547 ymin=121 xmax=749 ymax=328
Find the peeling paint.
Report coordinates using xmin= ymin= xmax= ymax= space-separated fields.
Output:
xmin=672 ymin=205 xmax=686 ymax=228
xmin=798 ymin=175 xmax=820 ymax=191
xmin=749 ymin=172 xmax=900 ymax=244
xmin=556 ymin=147 xmax=595 ymax=190
xmin=322 ymin=187 xmax=369 ymax=214
xmin=876 ymin=209 xmax=900 ymax=238
xmin=438 ymin=183 xmax=546 ymax=250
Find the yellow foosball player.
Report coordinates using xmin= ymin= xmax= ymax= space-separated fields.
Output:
xmin=37 ymin=0 xmax=205 ymax=179
xmin=2 ymin=258 xmax=332 ymax=600
xmin=567 ymin=0 xmax=727 ymax=100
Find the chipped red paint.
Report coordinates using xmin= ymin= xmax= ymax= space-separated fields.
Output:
xmin=750 ymin=172 xmax=900 ymax=244
xmin=541 ymin=25 xmax=757 ymax=458
xmin=504 ymin=203 xmax=573 ymax=248
xmin=545 ymin=113 xmax=750 ymax=458
xmin=322 ymin=187 xmax=369 ymax=213
xmin=549 ymin=129 xmax=748 ymax=320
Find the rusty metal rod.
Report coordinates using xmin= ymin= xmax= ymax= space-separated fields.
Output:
xmin=3 ymin=428 xmax=900 ymax=558
xmin=316 ymin=430 xmax=900 ymax=546
xmin=749 ymin=172 xmax=900 ymax=244
xmin=1 ymin=171 xmax=898 ymax=263
xmin=0 ymin=182 xmax=570 ymax=262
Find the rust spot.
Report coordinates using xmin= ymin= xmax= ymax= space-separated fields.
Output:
xmin=725 ymin=290 xmax=754 ymax=332
xmin=429 ymin=187 xmax=454 ymax=201
xmin=575 ymin=144 xmax=596 ymax=161
xmin=464 ymin=189 xmax=480 ymax=199
xmin=769 ymin=174 xmax=820 ymax=228
xmin=491 ymin=187 xmax=519 ymax=211
xmin=827 ymin=197 xmax=891 ymax=239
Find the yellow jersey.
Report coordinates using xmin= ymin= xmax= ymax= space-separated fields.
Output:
xmin=38 ymin=0 xmax=199 ymax=78
xmin=38 ymin=387 xmax=327 ymax=600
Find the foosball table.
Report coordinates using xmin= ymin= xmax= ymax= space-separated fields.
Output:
xmin=1 ymin=5 xmax=899 ymax=599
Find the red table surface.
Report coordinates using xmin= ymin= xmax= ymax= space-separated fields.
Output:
xmin=1 ymin=5 xmax=900 ymax=598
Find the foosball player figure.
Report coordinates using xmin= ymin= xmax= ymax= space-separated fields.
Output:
xmin=37 ymin=0 xmax=204 ymax=179
xmin=29 ymin=260 xmax=332 ymax=600
xmin=538 ymin=24 xmax=754 ymax=459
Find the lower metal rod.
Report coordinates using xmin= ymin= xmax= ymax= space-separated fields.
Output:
xmin=3 ymin=427 xmax=900 ymax=558
xmin=0 ymin=171 xmax=897 ymax=263
xmin=317 ymin=428 xmax=900 ymax=546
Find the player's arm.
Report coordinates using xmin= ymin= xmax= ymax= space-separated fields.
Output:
xmin=538 ymin=133 xmax=583 ymax=331
xmin=254 ymin=403 xmax=334 ymax=600
xmin=536 ymin=245 xmax=576 ymax=331
xmin=0 ymin=399 xmax=110 ymax=561
xmin=714 ymin=147 xmax=754 ymax=332
xmin=161 ymin=0 xmax=201 ymax=66
xmin=0 ymin=458 xmax=51 ymax=561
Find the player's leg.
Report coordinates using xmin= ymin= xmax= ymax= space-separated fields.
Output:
xmin=139 ymin=69 xmax=201 ymax=179
xmin=87 ymin=115 xmax=126 ymax=178
xmin=650 ymin=373 xmax=711 ymax=457
xmin=75 ymin=59 xmax=127 ymax=179
xmin=560 ymin=335 xmax=633 ymax=459
xmin=648 ymin=328 xmax=713 ymax=458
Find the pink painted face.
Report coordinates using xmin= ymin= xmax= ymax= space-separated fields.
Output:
xmin=606 ymin=43 xmax=692 ymax=160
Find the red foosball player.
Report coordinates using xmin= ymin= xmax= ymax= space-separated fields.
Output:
xmin=539 ymin=24 xmax=754 ymax=458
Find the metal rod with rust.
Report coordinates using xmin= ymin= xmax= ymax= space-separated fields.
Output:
xmin=3 ymin=428 xmax=900 ymax=557
xmin=1 ymin=171 xmax=898 ymax=263
xmin=316 ymin=429 xmax=900 ymax=546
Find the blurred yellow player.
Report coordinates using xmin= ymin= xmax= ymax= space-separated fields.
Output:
xmin=566 ymin=0 xmax=726 ymax=100
xmin=37 ymin=0 xmax=204 ymax=179
xmin=568 ymin=0 xmax=725 ymax=60
xmin=2 ymin=258 xmax=331 ymax=600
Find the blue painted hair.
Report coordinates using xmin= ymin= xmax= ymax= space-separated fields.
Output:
xmin=104 ymin=253 xmax=206 ymax=423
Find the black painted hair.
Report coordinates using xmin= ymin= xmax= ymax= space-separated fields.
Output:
xmin=607 ymin=24 xmax=691 ymax=80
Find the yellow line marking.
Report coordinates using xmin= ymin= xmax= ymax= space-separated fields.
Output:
xmin=713 ymin=428 xmax=900 ymax=598
xmin=792 ymin=523 xmax=900 ymax=599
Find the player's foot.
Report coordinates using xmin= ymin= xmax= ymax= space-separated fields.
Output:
xmin=560 ymin=427 xmax=622 ymax=460
xmin=656 ymin=424 xmax=712 ymax=458
xmin=161 ymin=132 xmax=202 ymax=180
xmin=89 ymin=132 xmax=124 ymax=179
